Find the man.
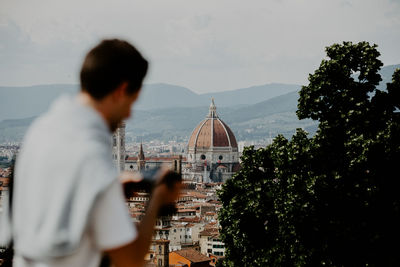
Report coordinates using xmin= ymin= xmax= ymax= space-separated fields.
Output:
xmin=1 ymin=39 xmax=181 ymax=267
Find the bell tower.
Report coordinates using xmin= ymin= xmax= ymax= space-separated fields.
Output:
xmin=112 ymin=122 xmax=126 ymax=173
xmin=155 ymin=239 xmax=170 ymax=267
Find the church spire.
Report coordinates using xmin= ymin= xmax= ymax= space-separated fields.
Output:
xmin=207 ymin=98 xmax=218 ymax=118
xmin=137 ymin=142 xmax=146 ymax=171
xmin=138 ymin=142 xmax=145 ymax=161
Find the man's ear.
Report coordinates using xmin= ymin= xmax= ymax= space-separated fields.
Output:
xmin=112 ymin=82 xmax=129 ymax=101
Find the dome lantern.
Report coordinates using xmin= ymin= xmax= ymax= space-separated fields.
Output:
xmin=207 ymin=97 xmax=218 ymax=118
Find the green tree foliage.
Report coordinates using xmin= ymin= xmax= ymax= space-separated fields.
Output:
xmin=218 ymin=42 xmax=400 ymax=267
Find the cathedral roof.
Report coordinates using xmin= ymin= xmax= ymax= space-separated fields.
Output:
xmin=188 ymin=99 xmax=238 ymax=150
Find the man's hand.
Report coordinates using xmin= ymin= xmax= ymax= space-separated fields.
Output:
xmin=106 ymin=166 xmax=182 ymax=267
xmin=119 ymin=166 xmax=182 ymax=201
xmin=153 ymin=174 xmax=182 ymax=204
xmin=119 ymin=170 xmax=143 ymax=183
xmin=153 ymin=166 xmax=182 ymax=204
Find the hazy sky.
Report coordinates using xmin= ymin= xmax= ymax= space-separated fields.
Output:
xmin=1 ymin=0 xmax=399 ymax=93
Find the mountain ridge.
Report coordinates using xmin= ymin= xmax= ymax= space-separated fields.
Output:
xmin=1 ymin=64 xmax=398 ymax=143
xmin=0 ymin=82 xmax=302 ymax=121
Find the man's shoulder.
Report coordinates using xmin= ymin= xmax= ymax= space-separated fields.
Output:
xmin=26 ymin=95 xmax=109 ymax=142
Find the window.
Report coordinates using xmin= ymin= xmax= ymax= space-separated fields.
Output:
xmin=113 ymin=137 xmax=117 ymax=147
xmin=207 ymin=249 xmax=212 ymax=253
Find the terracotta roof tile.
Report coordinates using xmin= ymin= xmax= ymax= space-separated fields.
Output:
xmin=199 ymin=228 xmax=219 ymax=236
xmin=187 ymin=102 xmax=238 ymax=150
xmin=172 ymin=248 xmax=211 ymax=263
xmin=177 ymin=209 xmax=196 ymax=213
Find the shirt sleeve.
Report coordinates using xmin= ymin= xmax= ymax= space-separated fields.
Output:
xmin=89 ymin=179 xmax=137 ymax=251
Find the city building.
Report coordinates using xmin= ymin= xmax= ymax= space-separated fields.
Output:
xmin=199 ymin=228 xmax=224 ymax=257
xmin=184 ymin=99 xmax=240 ymax=183
xmin=0 ymin=167 xmax=11 ymax=208
xmin=125 ymin=155 xmax=185 ymax=172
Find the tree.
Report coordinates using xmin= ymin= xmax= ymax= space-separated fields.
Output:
xmin=218 ymin=42 xmax=400 ymax=266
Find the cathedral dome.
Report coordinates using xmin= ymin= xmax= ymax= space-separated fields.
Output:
xmin=188 ymin=99 xmax=238 ymax=150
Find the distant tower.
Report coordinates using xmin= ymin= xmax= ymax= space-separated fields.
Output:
xmin=137 ymin=142 xmax=146 ymax=171
xmin=155 ymin=240 xmax=170 ymax=267
xmin=173 ymin=155 xmax=182 ymax=174
xmin=112 ymin=122 xmax=126 ymax=173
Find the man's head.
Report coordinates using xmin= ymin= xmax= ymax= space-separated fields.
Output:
xmin=80 ymin=39 xmax=148 ymax=99
xmin=80 ymin=39 xmax=148 ymax=131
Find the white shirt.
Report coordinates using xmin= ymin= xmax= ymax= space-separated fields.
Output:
xmin=15 ymin=181 xmax=136 ymax=267
xmin=10 ymin=95 xmax=137 ymax=266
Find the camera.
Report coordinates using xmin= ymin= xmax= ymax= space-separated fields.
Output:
xmin=122 ymin=166 xmax=182 ymax=216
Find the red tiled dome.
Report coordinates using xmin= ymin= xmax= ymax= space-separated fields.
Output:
xmin=188 ymin=99 xmax=238 ymax=149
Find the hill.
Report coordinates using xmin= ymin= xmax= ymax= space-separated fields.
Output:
xmin=134 ymin=83 xmax=207 ymax=110
xmin=0 ymin=82 xmax=301 ymax=120
xmin=0 ymin=64 xmax=398 ymax=143
xmin=0 ymin=84 xmax=78 ymax=121
xmin=201 ymin=83 xmax=301 ymax=107
xmin=0 ymin=92 xmax=311 ymax=143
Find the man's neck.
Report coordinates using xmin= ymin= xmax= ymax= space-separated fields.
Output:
xmin=77 ymin=92 xmax=112 ymax=131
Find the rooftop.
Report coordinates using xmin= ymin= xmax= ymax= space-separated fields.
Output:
xmin=172 ymin=248 xmax=211 ymax=263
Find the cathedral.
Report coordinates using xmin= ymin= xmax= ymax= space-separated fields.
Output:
xmin=114 ymin=99 xmax=240 ymax=183
xmin=183 ymin=99 xmax=240 ymax=183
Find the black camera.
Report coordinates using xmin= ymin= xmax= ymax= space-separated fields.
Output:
xmin=123 ymin=166 xmax=182 ymax=216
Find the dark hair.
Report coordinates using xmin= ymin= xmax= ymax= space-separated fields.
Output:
xmin=80 ymin=39 xmax=148 ymax=100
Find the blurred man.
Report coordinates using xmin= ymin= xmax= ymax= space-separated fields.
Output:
xmin=2 ymin=39 xmax=180 ymax=267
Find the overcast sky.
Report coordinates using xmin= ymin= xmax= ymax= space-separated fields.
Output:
xmin=1 ymin=0 xmax=399 ymax=93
